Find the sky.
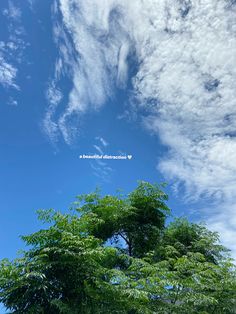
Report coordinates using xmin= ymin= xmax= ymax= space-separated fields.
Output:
xmin=0 ymin=0 xmax=236 ymax=268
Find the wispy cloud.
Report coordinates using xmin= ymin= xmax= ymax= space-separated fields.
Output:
xmin=96 ymin=136 xmax=109 ymax=147
xmin=43 ymin=81 xmax=63 ymax=142
xmin=90 ymin=137 xmax=112 ymax=182
xmin=3 ymin=1 xmax=21 ymax=21
xmin=206 ymin=202 xmax=236 ymax=260
xmin=90 ymin=159 xmax=113 ymax=183
xmin=45 ymin=0 xmax=132 ymax=143
xmin=46 ymin=81 xmax=63 ymax=106
xmin=50 ymin=0 xmax=236 ymax=256
xmin=93 ymin=145 xmax=104 ymax=155
xmin=27 ymin=0 xmax=35 ymax=11
xmin=1 ymin=1 xmax=26 ymax=94
xmin=0 ymin=55 xmax=18 ymax=89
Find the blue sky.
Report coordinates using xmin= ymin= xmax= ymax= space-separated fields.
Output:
xmin=0 ymin=0 xmax=236 ymax=267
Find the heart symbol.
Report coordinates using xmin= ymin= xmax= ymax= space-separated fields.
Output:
xmin=127 ymin=155 xmax=132 ymax=160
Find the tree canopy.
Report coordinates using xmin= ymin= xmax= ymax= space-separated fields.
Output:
xmin=0 ymin=182 xmax=235 ymax=313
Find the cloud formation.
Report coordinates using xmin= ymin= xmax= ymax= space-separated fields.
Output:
xmin=0 ymin=1 xmax=26 ymax=93
xmin=3 ymin=1 xmax=21 ymax=20
xmin=46 ymin=0 xmax=132 ymax=143
xmin=0 ymin=54 xmax=18 ymax=89
xmin=134 ymin=1 xmax=236 ymax=201
xmin=91 ymin=137 xmax=113 ymax=182
xmin=50 ymin=0 xmax=236 ymax=256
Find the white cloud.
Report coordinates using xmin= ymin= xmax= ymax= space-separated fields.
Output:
xmin=52 ymin=0 xmax=236 ymax=257
xmin=43 ymin=82 xmax=63 ymax=142
xmin=96 ymin=136 xmax=109 ymax=147
xmin=93 ymin=145 xmax=104 ymax=155
xmin=90 ymin=159 xmax=113 ymax=182
xmin=0 ymin=55 xmax=18 ymax=89
xmin=133 ymin=0 xmax=236 ymax=200
xmin=91 ymin=140 xmax=113 ymax=181
xmin=206 ymin=202 xmax=236 ymax=260
xmin=117 ymin=40 xmax=130 ymax=88
xmin=43 ymin=111 xmax=59 ymax=144
xmin=47 ymin=0 xmax=132 ymax=143
xmin=8 ymin=97 xmax=18 ymax=106
xmin=3 ymin=1 xmax=21 ymax=21
xmin=0 ymin=1 xmax=26 ymax=92
xmin=46 ymin=82 xmax=63 ymax=106
xmin=27 ymin=0 xmax=35 ymax=11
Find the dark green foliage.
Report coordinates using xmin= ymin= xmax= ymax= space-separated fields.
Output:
xmin=156 ymin=218 xmax=227 ymax=264
xmin=77 ymin=182 xmax=170 ymax=257
xmin=0 ymin=182 xmax=235 ymax=313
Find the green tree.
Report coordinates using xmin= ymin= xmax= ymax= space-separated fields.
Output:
xmin=0 ymin=182 xmax=235 ymax=313
xmin=76 ymin=181 xmax=170 ymax=257
xmin=0 ymin=211 xmax=147 ymax=313
xmin=155 ymin=218 xmax=228 ymax=264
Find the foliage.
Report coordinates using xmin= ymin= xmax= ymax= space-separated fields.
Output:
xmin=155 ymin=218 xmax=228 ymax=264
xmin=0 ymin=182 xmax=235 ymax=313
xmin=76 ymin=181 xmax=170 ymax=258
